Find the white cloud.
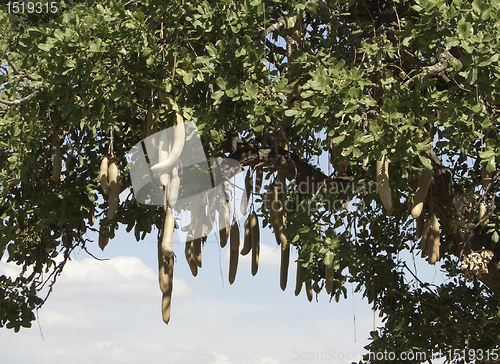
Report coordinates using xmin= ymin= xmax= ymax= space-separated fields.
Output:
xmin=0 ymin=259 xmax=23 ymax=278
xmin=50 ymin=256 xmax=191 ymax=301
xmin=210 ymin=351 xmax=232 ymax=364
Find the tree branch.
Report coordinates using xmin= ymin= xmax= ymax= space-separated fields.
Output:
xmin=0 ymin=90 xmax=41 ymax=106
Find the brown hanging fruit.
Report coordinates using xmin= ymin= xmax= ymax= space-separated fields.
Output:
xmin=161 ymin=206 xmax=175 ymax=257
xmin=160 ymin=254 xmax=174 ymax=325
xmin=420 ymin=218 xmax=432 ymax=253
xmin=107 ymin=157 xmax=120 ymax=220
xmin=158 ymin=236 xmax=174 ymax=294
xmin=428 ymin=213 xmax=440 ymax=265
xmin=295 ymin=259 xmax=305 ymax=296
xmin=229 ymin=219 xmax=240 ymax=284
xmin=241 ymin=214 xmax=252 ymax=256
xmin=280 ymin=242 xmax=290 ymax=291
xmin=250 ymin=211 xmax=260 ymax=276
xmin=411 ymin=169 xmax=433 ymax=219
xmin=254 ymin=167 xmax=263 ymax=194
xmin=219 ymin=199 xmax=230 ymax=248
xmin=193 ymin=238 xmax=202 ymax=268
xmin=268 ymin=184 xmax=287 ymax=245
xmin=305 ymin=279 xmax=313 ymax=302
xmin=185 ymin=233 xmax=198 ymax=277
xmin=98 ymin=225 xmax=109 ymax=251
xmin=415 ymin=212 xmax=424 ymax=239
xmin=99 ymin=155 xmax=110 ymax=196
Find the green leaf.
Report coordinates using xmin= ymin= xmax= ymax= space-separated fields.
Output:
xmin=418 ymin=155 xmax=433 ymax=170
xmin=37 ymin=43 xmax=53 ymax=52
xmin=206 ymin=42 xmax=217 ymax=57
xmin=53 ymin=29 xmax=65 ymax=42
xmin=486 ymin=158 xmax=496 ymax=173
xmin=479 ymin=150 xmax=494 ymax=159
xmin=324 ymin=252 xmax=334 ymax=266
xmin=306 ymin=2 xmax=319 ymax=12
xmin=216 ymin=77 xmax=226 ymax=90
xmin=211 ymin=90 xmax=224 ymax=100
xmin=331 ymin=135 xmax=346 ymax=144
xmin=472 ymin=0 xmax=482 ymax=14
xmin=225 ymin=88 xmax=238 ymax=98
xmin=285 ymin=109 xmax=298 ymax=117
xmin=183 ymin=72 xmax=194 ymax=85
xmin=300 ymin=90 xmax=314 ymax=98
xmin=276 ymin=78 xmax=288 ymax=91
xmin=253 ymin=125 xmax=264 ymax=133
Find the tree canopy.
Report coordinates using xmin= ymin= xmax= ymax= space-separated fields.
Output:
xmin=1 ymin=0 xmax=500 ymax=361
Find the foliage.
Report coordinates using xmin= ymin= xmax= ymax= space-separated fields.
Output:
xmin=1 ymin=0 xmax=500 ymax=360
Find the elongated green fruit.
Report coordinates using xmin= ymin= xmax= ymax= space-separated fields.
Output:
xmin=250 ymin=211 xmax=260 ymax=276
xmin=107 ymin=157 xmax=120 ymax=220
xmin=376 ymin=155 xmax=393 ymax=214
xmin=254 ymin=167 xmax=263 ymax=194
xmin=241 ymin=214 xmax=252 ymax=256
xmin=219 ymin=199 xmax=230 ymax=248
xmin=229 ymin=219 xmax=240 ymax=284
xmin=280 ymin=242 xmax=290 ymax=291
xmin=98 ymin=225 xmax=109 ymax=251
xmin=52 ymin=144 xmax=62 ymax=182
xmin=295 ymin=259 xmax=305 ymax=296
xmin=161 ymin=206 xmax=175 ymax=257
xmin=99 ymin=155 xmax=110 ymax=196
xmin=150 ymin=114 xmax=185 ymax=173
xmin=411 ymin=169 xmax=433 ymax=219
xmin=240 ymin=168 xmax=252 ymax=215
xmin=428 ymin=213 xmax=440 ymax=265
